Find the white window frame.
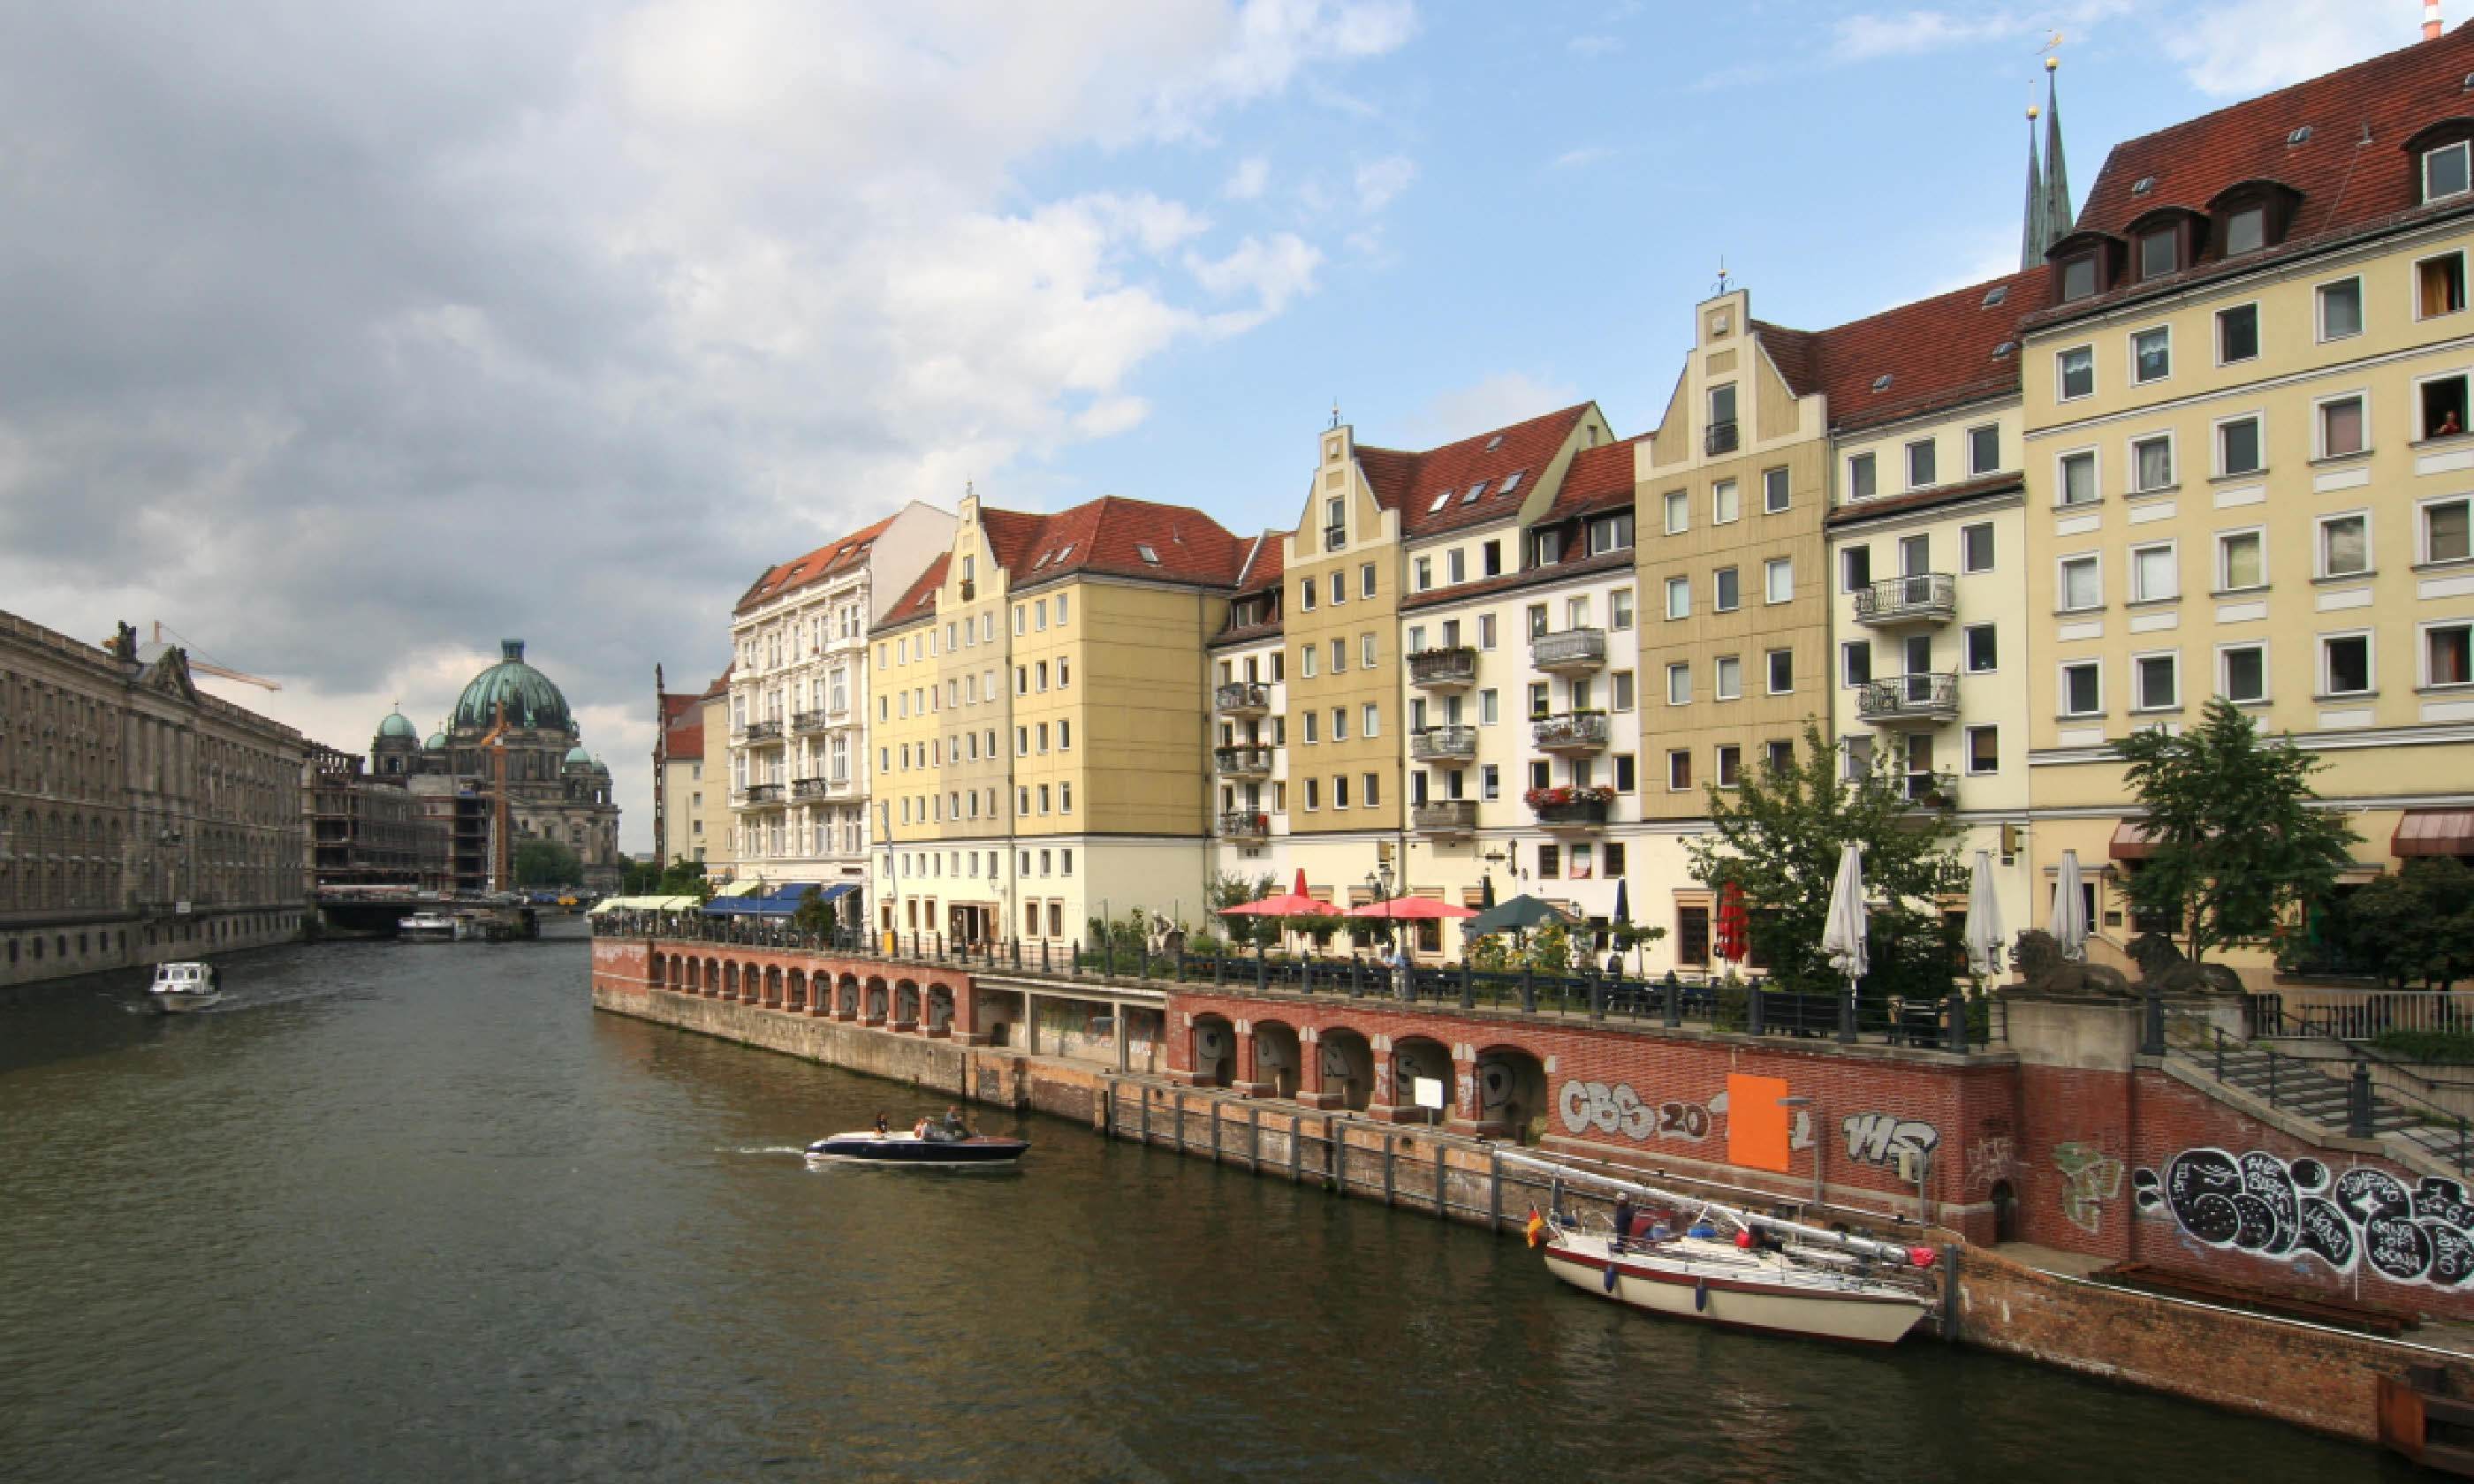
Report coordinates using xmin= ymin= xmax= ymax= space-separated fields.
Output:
xmin=1905 ymin=437 xmax=1938 ymax=489
xmin=2216 ymin=640 xmax=2271 ymax=706
xmin=1665 ymin=576 xmax=1689 ymax=619
xmin=1663 ymin=490 xmax=1689 ymax=535
xmin=1713 ymin=655 xmax=1742 ymax=701
xmin=2214 ymin=299 xmax=2262 ymax=366
xmin=2212 ymin=409 xmax=2265 ymax=479
xmin=1765 ymin=647 xmax=1794 ymax=694
xmin=2129 ymin=648 xmax=2182 ymax=713
xmin=1666 ymin=662 xmax=1692 ymax=707
xmin=2059 ymin=659 xmax=2105 ymax=717
xmin=2055 ymin=344 xmax=2096 ymax=402
xmin=2129 ymin=540 xmax=2180 ymax=604
xmin=2420 ymin=493 xmax=2474 ymax=566
xmin=1961 ymin=521 xmax=1995 ymax=573
xmin=1763 ymin=466 xmax=1791 ymax=513
xmin=2318 ymin=628 xmax=2376 ymax=698
xmin=2417 ymin=250 xmax=2470 ymax=322
xmin=2126 ymin=430 xmax=2177 ymax=495
xmin=2426 ymin=140 xmax=2473 ymax=205
xmin=1764 ymin=556 xmax=1794 ymax=604
xmin=2057 ymin=552 xmax=2104 ymax=613
xmin=1712 ymin=480 xmax=1740 ymax=526
xmin=2054 ymin=446 xmax=2101 ymax=507
xmin=2419 ymin=617 xmax=2474 ymax=689
xmin=2129 ymin=324 xmax=2172 ymax=385
xmin=2214 ymin=526 xmax=2268 ymax=594
xmin=2315 ymin=508 xmax=2373 ymax=579
xmin=1712 ymin=566 xmax=1739 ymax=613
xmin=2313 ymin=388 xmax=2372 ymax=460
xmin=2414 ymin=367 xmax=2474 ymax=443
xmin=1965 ymin=724 xmax=2000 ymax=776
xmin=1963 ymin=622 xmax=1999 ymax=674
xmin=2317 ymin=276 xmax=2366 ymax=344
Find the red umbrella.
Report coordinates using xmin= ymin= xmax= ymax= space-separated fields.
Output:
xmin=1714 ymin=882 xmax=1750 ymax=964
xmin=1344 ymin=896 xmax=1476 ymax=920
xmin=1218 ymin=868 xmax=1328 ymax=917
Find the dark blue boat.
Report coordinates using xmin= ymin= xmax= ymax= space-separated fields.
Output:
xmin=804 ymin=1129 xmax=1028 ymax=1167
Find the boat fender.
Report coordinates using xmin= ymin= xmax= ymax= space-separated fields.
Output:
xmin=1603 ymin=1261 xmax=1619 ymax=1293
xmin=1694 ymin=1279 xmax=1708 ymax=1313
xmin=1909 ymin=1246 xmax=1939 ymax=1268
xmin=1689 ymin=1223 xmax=1717 ymax=1238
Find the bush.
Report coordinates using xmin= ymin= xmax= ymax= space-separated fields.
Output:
xmin=2373 ymin=1029 xmax=2474 ymax=1065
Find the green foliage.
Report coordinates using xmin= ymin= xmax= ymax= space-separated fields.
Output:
xmin=656 ymin=858 xmax=715 ymax=901
xmin=1683 ymin=718 xmax=1968 ymax=1000
xmin=2373 ymin=1028 xmax=2474 ymax=1065
xmin=618 ymin=858 xmax=662 ymax=894
xmin=2114 ymin=696 xmax=2359 ymax=967
xmin=514 ymin=837 xmax=582 ymax=888
xmin=790 ymin=885 xmax=841 ymax=936
xmin=1525 ymin=921 xmax=1573 ymax=974
xmin=1466 ymin=933 xmax=1514 ymax=973
xmin=1206 ymin=872 xmax=1282 ymax=950
xmin=2318 ymin=859 xmax=2474 ymax=988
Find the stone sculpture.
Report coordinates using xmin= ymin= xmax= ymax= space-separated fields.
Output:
xmin=2010 ymin=929 xmax=2132 ymax=996
xmin=2127 ymin=933 xmax=2245 ymax=996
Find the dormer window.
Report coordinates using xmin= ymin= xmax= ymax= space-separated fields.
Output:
xmin=2060 ymin=254 xmax=2098 ymax=302
xmin=2428 ymin=140 xmax=2472 ymax=203
xmin=2137 ymin=228 xmax=2177 ymax=279
xmin=2225 ymin=206 xmax=2265 ymax=256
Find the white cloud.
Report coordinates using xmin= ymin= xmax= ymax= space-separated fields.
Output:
xmin=1385 ymin=371 xmax=1582 ymax=449
xmin=1838 ymin=10 xmax=2016 ymax=60
xmin=1188 ymin=232 xmax=1324 ymax=314
xmin=1568 ymin=34 xmax=1620 ymax=57
xmin=1225 ymin=155 xmax=1271 ymax=199
xmin=2165 ymin=0 xmax=2409 ymax=96
xmin=1552 ymin=146 xmax=1615 ymax=170
xmin=1354 ymin=154 xmax=1419 ymax=214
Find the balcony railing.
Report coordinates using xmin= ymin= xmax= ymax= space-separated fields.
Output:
xmin=791 ymin=710 xmax=829 ymax=733
xmin=1213 ymin=745 xmax=1274 ymax=777
xmin=1408 ymin=647 xmax=1477 ymax=688
xmin=1704 ymin=420 xmax=1739 ymax=457
xmin=1532 ymin=797 xmax=1611 ymax=829
xmin=740 ymin=783 xmax=785 ymax=806
xmin=792 ymin=776 xmax=831 ymax=800
xmin=1409 ymin=725 xmax=1476 ymax=762
xmin=1531 ymin=711 xmax=1609 ymax=753
xmin=1857 ymin=672 xmax=1961 ymax=723
xmin=1323 ymin=526 xmax=1347 ymax=553
xmin=1215 ymin=681 xmax=1271 ymax=716
xmin=1411 ymin=800 xmax=1478 ymax=834
xmin=1901 ymin=770 xmax=1958 ymax=807
xmin=739 ymin=720 xmax=784 ymax=743
xmin=1530 ymin=628 xmax=1606 ymax=674
xmin=1852 ymin=573 xmax=1958 ymax=627
xmin=1218 ymin=810 xmax=1271 ymax=840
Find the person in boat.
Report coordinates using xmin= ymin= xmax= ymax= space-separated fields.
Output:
xmin=913 ymin=1115 xmax=932 ymax=1140
xmin=1611 ymin=1196 xmax=1635 ymax=1252
xmin=938 ymin=1105 xmax=970 ymax=1142
xmin=873 ymin=1112 xmax=891 ymax=1137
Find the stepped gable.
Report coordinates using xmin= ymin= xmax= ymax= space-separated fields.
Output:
xmin=1760 ymin=267 xmax=2050 ymax=435
xmin=733 ymin=513 xmax=898 ymax=614
xmin=1354 ymin=404 xmax=1596 ymax=540
xmin=1008 ymin=495 xmax=1248 ymax=590
xmin=1537 ymin=435 xmax=1646 ymax=523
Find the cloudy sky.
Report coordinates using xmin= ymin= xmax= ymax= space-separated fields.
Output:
xmin=0 ymin=0 xmax=2428 ymax=851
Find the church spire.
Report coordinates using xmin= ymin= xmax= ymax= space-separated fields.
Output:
xmin=2043 ymin=56 xmax=2075 ymax=240
xmin=2021 ymin=103 xmax=2050 ymax=270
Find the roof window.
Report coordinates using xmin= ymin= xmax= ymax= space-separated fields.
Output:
xmin=2131 ymin=177 xmax=2154 ymax=195
xmin=1871 ymin=374 xmax=1894 ymax=392
xmin=1484 ymin=435 xmax=1504 ymax=451
xmin=1427 ymin=490 xmax=1452 ymax=512
xmin=1982 ymin=284 xmax=2009 ymax=307
xmin=2288 ymin=125 xmax=2313 ymax=147
xmin=1500 ymin=470 xmax=1523 ymax=493
xmin=1059 ymin=543 xmax=1074 ymax=560
xmin=1136 ymin=543 xmax=1160 ymax=564
xmin=1461 ymin=480 xmax=1489 ymax=504
xmin=1992 ymin=340 xmax=2015 ymax=359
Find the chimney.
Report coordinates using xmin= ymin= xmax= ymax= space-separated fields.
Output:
xmin=2431 ymin=0 xmax=2446 ymax=42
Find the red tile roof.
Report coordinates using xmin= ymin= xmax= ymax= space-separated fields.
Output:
xmin=662 ymin=715 xmax=705 ymax=761
xmin=1232 ymin=530 xmax=1286 ymax=593
xmin=734 ymin=514 xmax=898 ymax=615
xmin=1005 ymin=495 xmax=1249 ymax=591
xmin=875 ymin=552 xmax=951 ymax=633
xmin=1538 ymin=435 xmax=1645 ymax=523
xmin=1760 ymin=267 xmax=2050 ymax=434
xmin=1355 ymin=405 xmax=1597 ymax=539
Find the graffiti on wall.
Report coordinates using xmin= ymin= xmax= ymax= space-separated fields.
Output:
xmin=1557 ymin=1081 xmax=1727 ymax=1144
xmin=2134 ymin=1148 xmax=2474 ymax=1288
xmin=2053 ymin=1142 xmax=2124 ymax=1233
xmin=1841 ymin=1111 xmax=1940 ymax=1168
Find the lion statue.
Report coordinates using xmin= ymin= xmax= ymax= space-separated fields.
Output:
xmin=2010 ymin=929 xmax=2133 ymax=997
xmin=2126 ymin=933 xmax=2245 ymax=996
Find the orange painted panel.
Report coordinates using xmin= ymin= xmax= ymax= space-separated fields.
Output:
xmin=1728 ymin=1073 xmax=1793 ymax=1173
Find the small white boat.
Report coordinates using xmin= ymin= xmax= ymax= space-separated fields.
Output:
xmin=397 ymin=912 xmax=459 ymax=943
xmin=148 ymin=960 xmax=222 ymax=1013
xmin=805 ymin=1125 xmax=1028 ymax=1169
xmin=1539 ymin=1223 xmax=1931 ymax=1345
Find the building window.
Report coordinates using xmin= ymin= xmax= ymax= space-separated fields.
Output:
xmin=2060 ymin=555 xmax=2102 ymax=611
xmin=2224 ymin=206 xmax=2265 ymax=257
xmin=1666 ymin=663 xmax=1691 ymax=706
xmin=1966 ymin=725 xmax=1999 ymax=774
xmin=1959 ymin=522 xmax=1994 ymax=573
xmin=1712 ymin=481 xmax=1740 ymax=526
xmin=1712 ymin=567 xmax=1739 ymax=612
xmin=1764 ymin=466 xmax=1790 ymax=512
xmin=1666 ymin=576 xmax=1690 ymax=619
xmin=2422 ymin=252 xmax=2470 ymax=321
xmin=1479 ymin=688 xmax=1499 ymax=724
xmin=1537 ymin=844 xmax=1560 ymax=879
xmin=2218 ymin=529 xmax=2265 ymax=592
xmin=2215 ymin=303 xmax=2260 ymax=365
xmin=2426 ymin=497 xmax=2472 ymax=564
xmin=1764 ymin=558 xmax=1794 ymax=604
xmin=2318 ymin=277 xmax=2364 ymax=341
xmin=1841 ymin=545 xmax=1871 ymax=593
xmin=2130 ymin=542 xmax=2179 ymax=603
xmin=2318 ymin=512 xmax=2371 ymax=578
xmin=1766 ymin=739 xmax=1794 ymax=774
xmin=2428 ymin=622 xmax=2474 ymax=687
xmin=2137 ymin=229 xmax=2176 ymax=279
xmin=2061 ymin=661 xmax=2103 ymax=716
xmin=2059 ymin=450 xmax=2098 ymax=506
xmin=1967 ymin=425 xmax=2000 ymax=476
xmin=1842 ymin=640 xmax=1872 ymax=685
xmin=1415 ymin=556 xmax=1432 ymax=592
xmin=2130 ymin=434 xmax=2174 ymax=492
xmin=1714 ymin=655 xmax=1742 ymax=700
xmin=1663 ymin=489 xmax=1689 ymax=534
xmin=2215 ymin=415 xmax=2264 ymax=477
xmin=2427 ymin=140 xmax=2472 ymax=204
xmin=2133 ymin=652 xmax=2181 ymax=711
xmin=1482 ymin=764 xmax=1500 ymax=799
xmin=1610 ymin=588 xmax=1635 ymax=631
xmin=1329 ymin=707 xmax=1347 ymax=743
xmin=1529 ymin=681 xmax=1550 ymax=717
xmin=2060 ymin=255 xmax=2097 ymax=303
xmin=2220 ymin=644 xmax=2268 ymax=704
xmin=2318 ymin=394 xmax=2367 ymax=458
xmin=1613 ymin=753 xmax=1636 ymax=791
xmin=1303 ymin=778 xmax=1320 ymax=811
xmin=1716 ymin=745 xmax=1742 ymax=788
xmin=1301 ymin=645 xmax=1317 ymax=679
xmin=1332 ymin=775 xmax=1349 ymax=809
xmin=2131 ymin=326 xmax=2171 ymax=383
xmin=1906 ymin=439 xmax=1937 ymax=488
xmin=1362 ymin=704 xmax=1379 ymax=738
xmin=2322 ymin=632 xmax=2373 ymax=696
xmin=1847 ymin=452 xmax=1877 ymax=500
xmin=2057 ymin=345 xmax=2095 ymax=400
xmin=1612 ymin=670 xmax=1635 ymax=711
xmin=1964 ymin=624 xmax=1998 ymax=672
xmin=1667 ymin=750 xmax=1692 ymax=791
xmin=1363 ymin=772 xmax=1382 ymax=808
xmin=1301 ymin=578 xmax=1317 ymax=612
xmin=1841 ymin=735 xmax=1873 ymax=780
xmin=1766 ymin=648 xmax=1794 ymax=693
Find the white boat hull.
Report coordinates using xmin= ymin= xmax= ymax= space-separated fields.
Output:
xmin=152 ymin=991 xmax=221 ymax=1013
xmin=1543 ymin=1231 xmax=1927 ymax=1346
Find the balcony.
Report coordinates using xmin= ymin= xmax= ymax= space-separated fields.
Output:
xmin=1411 ymin=799 xmax=1478 ymax=836
xmin=1530 ymin=711 xmax=1609 ymax=753
xmin=1408 ymin=647 xmax=1477 ymax=689
xmin=738 ymin=783 xmax=785 ymax=806
xmin=791 ymin=710 xmax=829 ymax=734
xmin=1704 ymin=420 xmax=1739 ymax=457
xmin=1901 ymin=770 xmax=1958 ymax=808
xmin=1218 ymin=810 xmax=1271 ymax=840
xmin=1216 ymin=681 xmax=1271 ymax=716
xmin=1852 ymin=573 xmax=1957 ymax=628
xmin=1530 ymin=627 xmax=1606 ymax=676
xmin=1528 ymin=789 xmax=1613 ymax=830
xmin=1323 ymin=525 xmax=1347 ymax=553
xmin=1857 ymin=672 xmax=1960 ymax=725
xmin=792 ymin=776 xmax=831 ymax=800
xmin=1409 ymin=725 xmax=1476 ymax=763
xmin=739 ymin=720 xmax=784 ymax=745
xmin=1213 ymin=744 xmax=1274 ymax=778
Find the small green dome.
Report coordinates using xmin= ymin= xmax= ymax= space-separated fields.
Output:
xmin=452 ymin=640 xmax=573 ymax=733
xmin=423 ymin=731 xmax=448 ymax=750
xmin=565 ymin=745 xmax=593 ymax=765
xmin=376 ymin=710 xmax=418 ymax=740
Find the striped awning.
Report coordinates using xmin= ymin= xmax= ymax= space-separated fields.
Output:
xmin=2108 ymin=820 xmax=2162 ymax=860
xmin=2394 ymin=809 xmax=2474 ymax=858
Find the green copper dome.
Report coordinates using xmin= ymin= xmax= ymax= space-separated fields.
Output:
xmin=452 ymin=640 xmax=573 ymax=733
xmin=423 ymin=731 xmax=448 ymax=750
xmin=565 ymin=745 xmax=593 ymax=765
xmin=376 ymin=709 xmax=418 ymax=740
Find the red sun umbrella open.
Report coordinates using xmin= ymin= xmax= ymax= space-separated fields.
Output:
xmin=1218 ymin=868 xmax=1328 ymax=917
xmin=1715 ymin=882 xmax=1750 ymax=964
xmin=1344 ymin=896 xmax=1477 ymax=920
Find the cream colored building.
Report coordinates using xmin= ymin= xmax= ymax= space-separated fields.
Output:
xmin=2020 ymin=28 xmax=2474 ymax=982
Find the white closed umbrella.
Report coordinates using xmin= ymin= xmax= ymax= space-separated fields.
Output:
xmin=1966 ymin=850 xmax=2007 ymax=980
xmin=2051 ymin=848 xmax=2089 ymax=962
xmin=1820 ymin=843 xmax=1869 ymax=982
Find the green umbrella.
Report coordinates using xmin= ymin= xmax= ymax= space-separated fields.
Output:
xmin=1461 ymin=893 xmax=1581 ymax=937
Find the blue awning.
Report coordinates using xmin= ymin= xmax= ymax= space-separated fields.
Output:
xmin=702 ymin=882 xmax=853 ymax=917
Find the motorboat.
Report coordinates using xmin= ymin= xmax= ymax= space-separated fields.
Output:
xmin=397 ymin=912 xmax=459 ymax=943
xmin=148 ymin=960 xmax=222 ymax=1013
xmin=804 ymin=1125 xmax=1028 ymax=1168
xmin=1504 ymin=1152 xmax=1936 ymax=1346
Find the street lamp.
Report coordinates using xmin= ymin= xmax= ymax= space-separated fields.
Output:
xmin=1778 ymin=1094 xmax=1823 ymax=1207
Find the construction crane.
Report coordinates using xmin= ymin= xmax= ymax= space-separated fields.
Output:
xmin=151 ymin=621 xmax=280 ymax=691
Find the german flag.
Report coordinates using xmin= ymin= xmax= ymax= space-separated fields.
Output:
xmin=1524 ymin=1207 xmax=1547 ymax=1247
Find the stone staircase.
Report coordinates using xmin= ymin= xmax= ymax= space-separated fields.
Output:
xmin=2167 ymin=1028 xmax=2472 ymax=1172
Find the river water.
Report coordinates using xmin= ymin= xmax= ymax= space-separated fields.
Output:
xmin=0 ymin=925 xmax=2409 ymax=1482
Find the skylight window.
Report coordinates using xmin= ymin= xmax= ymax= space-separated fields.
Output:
xmin=1992 ymin=340 xmax=2016 ymax=359
xmin=1500 ymin=471 xmax=1523 ymax=494
xmin=1059 ymin=543 xmax=1074 ymax=560
xmin=1461 ymin=480 xmax=1489 ymax=504
xmin=1484 ymin=435 xmax=1504 ymax=451
xmin=1982 ymin=284 xmax=2009 ymax=307
xmin=2288 ymin=125 xmax=2313 ymax=147
xmin=2131 ymin=177 xmax=2154 ymax=195
xmin=1871 ymin=374 xmax=1894 ymax=392
xmin=1428 ymin=490 xmax=1452 ymax=512
xmin=1136 ymin=543 xmax=1159 ymax=564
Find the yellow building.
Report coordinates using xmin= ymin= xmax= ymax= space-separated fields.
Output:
xmin=2020 ymin=28 xmax=2474 ymax=982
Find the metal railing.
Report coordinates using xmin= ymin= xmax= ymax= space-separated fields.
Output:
xmin=1409 ymin=800 xmax=1477 ymax=833
xmin=2244 ymin=989 xmax=2474 ymax=1041
xmin=1215 ymin=681 xmax=1271 ymax=714
xmin=738 ymin=720 xmax=784 ymax=743
xmin=1856 ymin=672 xmax=1959 ymax=722
xmin=741 ymin=783 xmax=784 ymax=805
xmin=1532 ymin=798 xmax=1610 ymax=828
xmin=1704 ymin=420 xmax=1739 ymax=457
xmin=1407 ymin=647 xmax=1477 ymax=686
xmin=791 ymin=777 xmax=831 ymax=800
xmin=1531 ymin=711 xmax=1609 ymax=751
xmin=1213 ymin=744 xmax=1274 ymax=776
xmin=1901 ymin=769 xmax=1957 ymax=806
xmin=1217 ymin=810 xmax=1270 ymax=838
xmin=1409 ymin=725 xmax=1476 ymax=762
xmin=1530 ymin=628 xmax=1607 ymax=671
xmin=1852 ymin=573 xmax=1957 ymax=625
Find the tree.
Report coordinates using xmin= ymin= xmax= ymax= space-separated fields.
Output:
xmin=2114 ymin=696 xmax=2358 ymax=968
xmin=656 ymin=857 xmax=714 ymax=900
xmin=791 ymin=885 xmax=841 ymax=936
xmin=1683 ymin=720 xmax=1968 ymax=1001
xmin=1207 ymin=870 xmax=1280 ymax=950
xmin=514 ymin=837 xmax=582 ymax=888
xmin=2320 ymin=859 xmax=2474 ymax=989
